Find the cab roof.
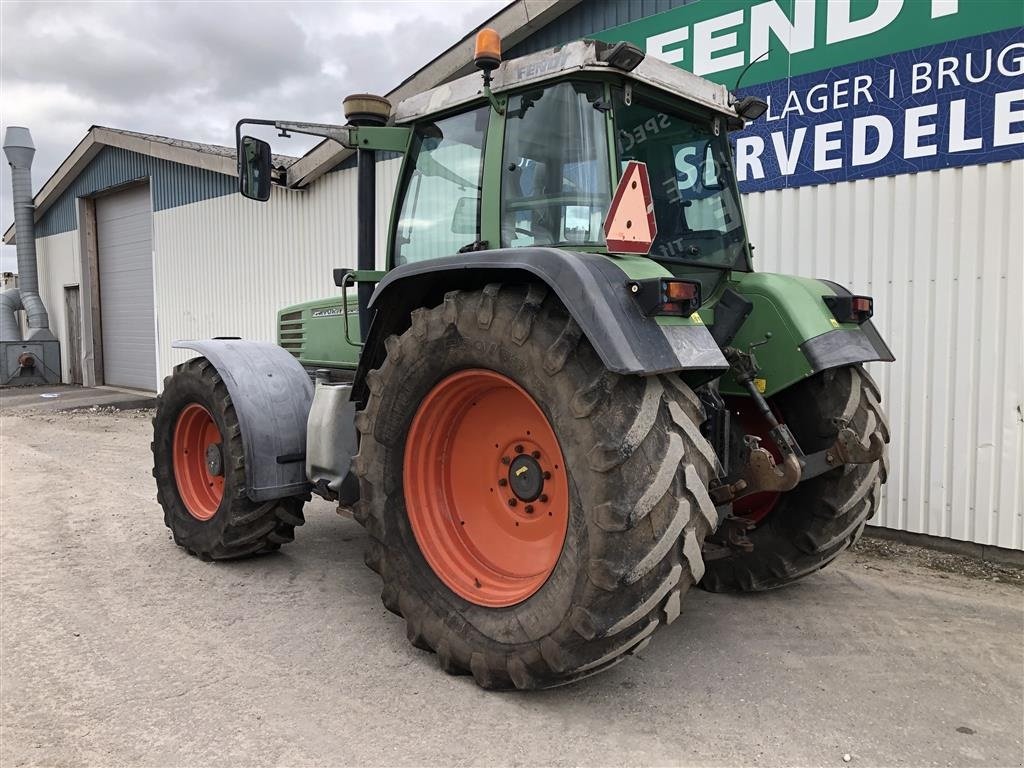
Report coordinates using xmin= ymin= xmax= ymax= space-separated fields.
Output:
xmin=392 ymin=39 xmax=734 ymax=125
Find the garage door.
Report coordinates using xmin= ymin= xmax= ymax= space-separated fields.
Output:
xmin=96 ymin=184 xmax=157 ymax=390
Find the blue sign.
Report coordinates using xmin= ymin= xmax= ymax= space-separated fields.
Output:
xmin=732 ymin=28 xmax=1024 ymax=192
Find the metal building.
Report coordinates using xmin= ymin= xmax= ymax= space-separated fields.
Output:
xmin=3 ymin=0 xmax=1022 ymax=551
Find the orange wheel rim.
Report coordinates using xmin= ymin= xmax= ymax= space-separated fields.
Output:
xmin=403 ymin=369 xmax=569 ymax=608
xmin=172 ymin=403 xmax=225 ymax=521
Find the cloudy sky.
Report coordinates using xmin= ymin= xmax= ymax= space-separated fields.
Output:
xmin=0 ymin=0 xmax=506 ymax=271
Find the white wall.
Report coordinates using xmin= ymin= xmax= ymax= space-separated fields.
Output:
xmin=152 ymin=158 xmax=401 ymax=375
xmin=34 ymin=230 xmax=81 ymax=382
xmin=743 ymin=161 xmax=1024 ymax=551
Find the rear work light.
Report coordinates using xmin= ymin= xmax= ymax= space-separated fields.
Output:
xmin=823 ymin=294 xmax=874 ymax=324
xmin=628 ymin=278 xmax=702 ymax=317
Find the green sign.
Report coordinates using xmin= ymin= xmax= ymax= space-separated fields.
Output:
xmin=593 ymin=0 xmax=1022 ymax=88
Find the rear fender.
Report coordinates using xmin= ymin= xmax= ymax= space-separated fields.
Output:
xmin=172 ymin=339 xmax=313 ymax=502
xmin=715 ymin=273 xmax=894 ymax=398
xmin=352 ymin=248 xmax=729 ymax=403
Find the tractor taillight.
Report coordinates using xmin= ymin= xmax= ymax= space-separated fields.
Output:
xmin=823 ymin=294 xmax=874 ymax=325
xmin=851 ymin=296 xmax=873 ymax=314
xmin=628 ymin=278 xmax=702 ymax=317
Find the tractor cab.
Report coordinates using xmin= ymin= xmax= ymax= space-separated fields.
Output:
xmin=386 ymin=38 xmax=755 ymax=280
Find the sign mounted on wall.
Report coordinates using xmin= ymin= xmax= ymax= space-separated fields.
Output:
xmin=594 ymin=0 xmax=1024 ymax=192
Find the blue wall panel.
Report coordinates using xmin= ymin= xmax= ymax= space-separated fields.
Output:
xmin=507 ymin=0 xmax=695 ymax=57
xmin=37 ymin=146 xmax=236 ymax=238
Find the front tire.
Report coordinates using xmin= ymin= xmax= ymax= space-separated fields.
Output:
xmin=152 ymin=357 xmax=308 ymax=560
xmin=354 ymin=285 xmax=719 ymax=689
xmin=701 ymin=365 xmax=889 ymax=592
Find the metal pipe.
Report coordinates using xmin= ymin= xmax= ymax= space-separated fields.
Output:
xmin=0 ymin=288 xmax=23 ymax=340
xmin=356 ymin=147 xmax=375 ymax=342
xmin=3 ymin=127 xmax=54 ymax=341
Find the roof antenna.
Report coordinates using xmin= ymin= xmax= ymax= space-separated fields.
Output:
xmin=733 ymin=48 xmax=771 ymax=96
xmin=730 ymin=49 xmax=771 ymax=122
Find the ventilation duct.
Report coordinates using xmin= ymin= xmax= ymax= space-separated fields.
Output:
xmin=1 ymin=126 xmax=60 ymax=386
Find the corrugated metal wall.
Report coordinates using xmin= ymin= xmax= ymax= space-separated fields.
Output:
xmin=744 ymin=160 xmax=1024 ymax=551
xmin=153 ymin=158 xmax=402 ymax=374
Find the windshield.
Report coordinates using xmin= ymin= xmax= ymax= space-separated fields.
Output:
xmin=612 ymin=90 xmax=749 ymax=270
xmin=501 ymin=81 xmax=611 ymax=248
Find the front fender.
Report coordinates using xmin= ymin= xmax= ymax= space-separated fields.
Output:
xmin=353 ymin=248 xmax=728 ymax=402
xmin=171 ymin=339 xmax=313 ymax=502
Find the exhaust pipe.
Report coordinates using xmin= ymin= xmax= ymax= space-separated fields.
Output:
xmin=2 ymin=126 xmax=54 ymax=342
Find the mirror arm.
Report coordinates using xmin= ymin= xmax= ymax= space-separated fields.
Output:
xmin=235 ymin=118 xmax=357 ymax=150
xmin=273 ymin=121 xmax=355 ymax=146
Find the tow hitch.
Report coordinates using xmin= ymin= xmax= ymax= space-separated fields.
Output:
xmin=714 ymin=341 xmax=883 ymax=504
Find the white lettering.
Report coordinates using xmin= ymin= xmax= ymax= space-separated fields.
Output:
xmin=826 ymin=0 xmax=903 ymax=45
xmin=646 ymin=28 xmax=689 ymax=65
xmin=854 ymin=75 xmax=874 ymax=105
xmin=904 ymin=104 xmax=939 ymax=158
xmin=912 ymin=62 xmax=933 ymax=95
xmin=749 ymin=0 xmax=815 ymax=60
xmin=833 ymin=78 xmax=850 ymax=109
xmin=780 ymin=89 xmax=805 ymax=118
xmin=806 ymin=83 xmax=830 ymax=113
xmin=693 ymin=10 xmax=745 ymax=75
xmin=735 ymin=136 xmax=766 ymax=181
xmin=852 ymin=115 xmax=893 ymax=165
xmin=675 ymin=146 xmax=700 ymax=188
xmin=994 ymin=89 xmax=1024 ymax=147
xmin=997 ymin=43 xmax=1024 ymax=77
xmin=948 ymin=99 xmax=983 ymax=152
xmin=931 ymin=0 xmax=958 ymax=18
xmin=937 ymin=56 xmax=961 ymax=89
xmin=965 ymin=50 xmax=992 ymax=83
xmin=772 ymin=128 xmax=807 ymax=174
xmin=814 ymin=121 xmax=844 ymax=170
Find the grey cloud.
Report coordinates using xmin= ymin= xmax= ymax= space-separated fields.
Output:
xmin=1 ymin=0 xmax=506 ymax=272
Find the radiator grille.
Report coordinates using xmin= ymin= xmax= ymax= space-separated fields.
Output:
xmin=278 ymin=310 xmax=305 ymax=358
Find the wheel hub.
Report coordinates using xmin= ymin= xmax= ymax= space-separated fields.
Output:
xmin=205 ymin=442 xmax=224 ymax=476
xmin=507 ymin=453 xmax=543 ymax=502
xmin=404 ymin=369 xmax=569 ymax=608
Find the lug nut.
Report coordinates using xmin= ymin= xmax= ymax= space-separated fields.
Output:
xmin=525 ymin=505 xmax=534 ymax=514
xmin=539 ymin=494 xmax=548 ymax=503
xmin=498 ymin=478 xmax=508 ymax=487
xmin=508 ymin=498 xmax=517 ymax=507
xmin=501 ymin=456 xmax=511 ymax=465
xmin=531 ymin=450 xmax=541 ymax=459
xmin=543 ymin=471 xmax=551 ymax=480
xmin=515 ymin=444 xmax=524 ymax=453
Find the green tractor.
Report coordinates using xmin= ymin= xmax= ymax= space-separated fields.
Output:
xmin=152 ymin=31 xmax=892 ymax=689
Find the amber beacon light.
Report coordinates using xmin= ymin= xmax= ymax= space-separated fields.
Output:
xmin=474 ymin=28 xmax=502 ymax=76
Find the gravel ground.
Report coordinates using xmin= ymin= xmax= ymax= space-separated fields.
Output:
xmin=2 ymin=408 xmax=1022 ymax=767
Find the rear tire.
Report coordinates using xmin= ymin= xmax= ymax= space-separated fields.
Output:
xmin=354 ymin=285 xmax=718 ymax=689
xmin=701 ymin=365 xmax=889 ymax=592
xmin=152 ymin=356 xmax=308 ymax=560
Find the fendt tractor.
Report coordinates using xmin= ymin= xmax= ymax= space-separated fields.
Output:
xmin=152 ymin=30 xmax=893 ymax=689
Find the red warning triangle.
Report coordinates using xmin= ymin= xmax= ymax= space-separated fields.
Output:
xmin=604 ymin=160 xmax=657 ymax=255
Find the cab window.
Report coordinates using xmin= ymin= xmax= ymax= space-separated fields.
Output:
xmin=394 ymin=107 xmax=488 ymax=265
xmin=501 ymin=81 xmax=610 ymax=248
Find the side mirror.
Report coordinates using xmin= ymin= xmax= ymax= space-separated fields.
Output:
xmin=238 ymin=135 xmax=272 ymax=201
